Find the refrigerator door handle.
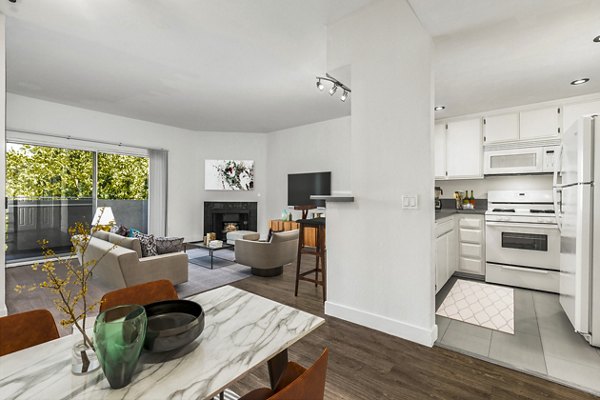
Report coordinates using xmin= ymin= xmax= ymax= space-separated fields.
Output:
xmin=552 ymin=144 xmax=563 ymax=232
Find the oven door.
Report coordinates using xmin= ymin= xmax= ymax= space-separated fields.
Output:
xmin=485 ymin=221 xmax=560 ymax=270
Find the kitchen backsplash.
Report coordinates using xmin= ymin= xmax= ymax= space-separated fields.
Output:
xmin=440 ymin=198 xmax=487 ymax=210
xmin=435 ymin=174 xmax=553 ymax=199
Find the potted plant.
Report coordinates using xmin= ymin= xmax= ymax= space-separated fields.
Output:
xmin=15 ymin=220 xmax=116 ymax=374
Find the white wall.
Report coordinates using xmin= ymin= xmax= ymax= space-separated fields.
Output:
xmin=266 ymin=116 xmax=351 ymax=221
xmin=324 ymin=0 xmax=435 ymax=346
xmin=436 ymin=175 xmax=553 ymax=199
xmin=0 ymin=15 xmax=7 ymax=316
xmin=6 ymin=94 xmax=269 ymax=242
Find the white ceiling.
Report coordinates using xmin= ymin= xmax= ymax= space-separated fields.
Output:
xmin=0 ymin=0 xmax=371 ymax=133
xmin=408 ymin=0 xmax=600 ymax=118
xmin=2 ymin=0 xmax=599 ymax=131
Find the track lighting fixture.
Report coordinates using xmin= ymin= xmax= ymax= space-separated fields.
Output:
xmin=329 ymin=84 xmax=338 ymax=96
xmin=315 ymin=73 xmax=351 ymax=102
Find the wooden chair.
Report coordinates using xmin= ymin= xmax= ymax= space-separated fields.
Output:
xmin=99 ymin=279 xmax=178 ymax=312
xmin=240 ymin=348 xmax=329 ymax=400
xmin=0 ymin=309 xmax=60 ymax=356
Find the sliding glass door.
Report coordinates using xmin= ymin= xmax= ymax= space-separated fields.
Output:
xmin=5 ymin=143 xmax=149 ymax=263
xmin=5 ymin=143 xmax=94 ymax=262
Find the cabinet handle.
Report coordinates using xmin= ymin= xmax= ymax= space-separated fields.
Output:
xmin=500 ymin=265 xmax=549 ymax=274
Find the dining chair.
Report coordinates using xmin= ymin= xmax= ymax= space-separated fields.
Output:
xmin=239 ymin=348 xmax=329 ymax=400
xmin=0 ymin=309 xmax=60 ymax=356
xmin=99 ymin=279 xmax=178 ymax=312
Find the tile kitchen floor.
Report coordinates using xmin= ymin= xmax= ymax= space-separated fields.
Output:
xmin=435 ymin=277 xmax=600 ymax=396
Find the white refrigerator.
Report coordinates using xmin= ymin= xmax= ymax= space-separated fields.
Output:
xmin=553 ymin=115 xmax=599 ymax=347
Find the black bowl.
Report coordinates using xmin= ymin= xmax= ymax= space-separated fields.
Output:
xmin=143 ymin=299 xmax=205 ymax=352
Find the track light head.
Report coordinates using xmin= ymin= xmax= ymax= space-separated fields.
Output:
xmin=316 ymin=79 xmax=324 ymax=91
xmin=329 ymin=84 xmax=338 ymax=96
xmin=340 ymin=90 xmax=349 ymax=102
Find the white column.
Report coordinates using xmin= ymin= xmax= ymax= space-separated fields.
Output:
xmin=324 ymin=0 xmax=436 ymax=346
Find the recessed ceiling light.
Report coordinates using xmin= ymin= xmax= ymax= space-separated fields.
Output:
xmin=434 ymin=106 xmax=446 ymax=111
xmin=571 ymin=78 xmax=590 ymax=86
xmin=594 ymin=35 xmax=600 ymax=43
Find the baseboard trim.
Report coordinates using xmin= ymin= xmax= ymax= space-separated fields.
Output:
xmin=325 ymin=301 xmax=437 ymax=347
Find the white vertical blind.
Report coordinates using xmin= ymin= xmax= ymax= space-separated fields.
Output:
xmin=148 ymin=149 xmax=168 ymax=236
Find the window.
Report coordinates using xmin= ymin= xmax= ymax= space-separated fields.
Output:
xmin=5 ymin=143 xmax=149 ymax=263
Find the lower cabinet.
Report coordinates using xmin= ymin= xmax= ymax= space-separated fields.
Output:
xmin=457 ymin=215 xmax=486 ymax=276
xmin=435 ymin=218 xmax=458 ymax=294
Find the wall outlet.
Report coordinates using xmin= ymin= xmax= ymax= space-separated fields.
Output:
xmin=402 ymin=195 xmax=418 ymax=209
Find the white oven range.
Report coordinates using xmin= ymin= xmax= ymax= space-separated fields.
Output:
xmin=485 ymin=190 xmax=560 ymax=293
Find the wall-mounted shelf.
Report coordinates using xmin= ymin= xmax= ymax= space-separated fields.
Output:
xmin=310 ymin=195 xmax=355 ymax=202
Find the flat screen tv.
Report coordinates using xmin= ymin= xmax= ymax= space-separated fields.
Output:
xmin=288 ymin=172 xmax=331 ymax=208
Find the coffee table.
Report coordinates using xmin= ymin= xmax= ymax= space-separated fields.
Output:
xmin=185 ymin=241 xmax=234 ymax=269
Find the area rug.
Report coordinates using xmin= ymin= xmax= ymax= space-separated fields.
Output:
xmin=436 ymin=279 xmax=514 ymax=334
xmin=176 ymin=262 xmax=251 ymax=299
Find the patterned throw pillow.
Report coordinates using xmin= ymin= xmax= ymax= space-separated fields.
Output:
xmin=155 ymin=237 xmax=184 ymax=255
xmin=110 ymin=225 xmax=129 ymax=237
xmin=133 ymin=231 xmax=158 ymax=257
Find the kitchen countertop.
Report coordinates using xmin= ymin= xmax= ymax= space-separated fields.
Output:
xmin=435 ymin=208 xmax=486 ymax=221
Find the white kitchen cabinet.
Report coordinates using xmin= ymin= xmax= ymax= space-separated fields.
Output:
xmin=563 ymin=100 xmax=600 ymax=131
xmin=435 ymin=217 xmax=458 ymax=294
xmin=457 ymin=215 xmax=485 ymax=276
xmin=483 ymin=113 xmax=519 ymax=144
xmin=434 ymin=123 xmax=446 ymax=179
xmin=519 ymin=106 xmax=561 ymax=140
xmin=446 ymin=118 xmax=483 ymax=179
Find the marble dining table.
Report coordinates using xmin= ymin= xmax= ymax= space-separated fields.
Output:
xmin=0 ymin=285 xmax=325 ymax=400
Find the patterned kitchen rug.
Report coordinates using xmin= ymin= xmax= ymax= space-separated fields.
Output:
xmin=436 ymin=279 xmax=514 ymax=334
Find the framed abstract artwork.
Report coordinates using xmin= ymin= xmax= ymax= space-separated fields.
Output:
xmin=205 ymin=160 xmax=254 ymax=190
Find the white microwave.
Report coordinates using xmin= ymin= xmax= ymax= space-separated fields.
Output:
xmin=484 ymin=146 xmax=559 ymax=175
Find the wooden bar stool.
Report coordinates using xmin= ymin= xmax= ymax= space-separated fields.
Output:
xmin=294 ymin=217 xmax=326 ymax=301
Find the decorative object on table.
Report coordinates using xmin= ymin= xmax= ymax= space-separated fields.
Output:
xmin=205 ymin=232 xmax=217 ymax=245
xmin=281 ymin=209 xmax=289 ymax=221
xmin=224 ymin=223 xmax=238 ymax=233
xmin=133 ymin=231 xmax=158 ymax=257
xmin=209 ymin=240 xmax=224 ymax=249
xmin=205 ymin=160 xmax=254 ymax=190
xmin=143 ymin=300 xmax=205 ymax=352
xmin=13 ymin=218 xmax=117 ymax=375
xmin=92 ymin=206 xmax=116 ymax=231
xmin=155 ymin=236 xmax=185 ymax=254
xmin=94 ymin=305 xmax=148 ymax=389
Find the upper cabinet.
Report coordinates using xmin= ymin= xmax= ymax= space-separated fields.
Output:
xmin=483 ymin=113 xmax=519 ymax=143
xmin=446 ymin=118 xmax=483 ymax=179
xmin=519 ymin=106 xmax=561 ymax=140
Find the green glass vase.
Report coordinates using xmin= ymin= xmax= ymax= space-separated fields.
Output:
xmin=94 ymin=305 xmax=147 ymax=389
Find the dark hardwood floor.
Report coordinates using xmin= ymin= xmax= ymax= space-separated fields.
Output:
xmin=229 ymin=257 xmax=598 ymax=400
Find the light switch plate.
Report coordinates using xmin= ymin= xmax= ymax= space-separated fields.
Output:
xmin=402 ymin=195 xmax=418 ymax=209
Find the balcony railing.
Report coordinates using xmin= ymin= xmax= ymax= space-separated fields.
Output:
xmin=6 ymin=197 xmax=148 ymax=263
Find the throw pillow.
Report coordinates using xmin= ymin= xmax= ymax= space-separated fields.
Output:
xmin=155 ymin=237 xmax=184 ymax=255
xmin=128 ymin=228 xmax=142 ymax=238
xmin=133 ymin=231 xmax=158 ymax=257
xmin=111 ymin=225 xmax=129 ymax=237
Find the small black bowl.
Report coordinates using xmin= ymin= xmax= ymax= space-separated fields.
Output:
xmin=143 ymin=299 xmax=205 ymax=352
